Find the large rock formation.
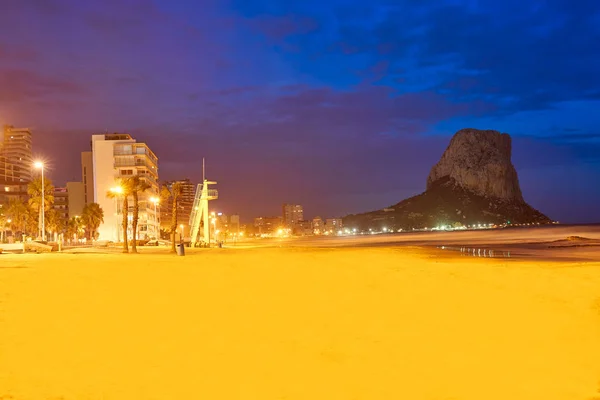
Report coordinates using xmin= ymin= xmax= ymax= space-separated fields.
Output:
xmin=427 ymin=129 xmax=524 ymax=202
xmin=343 ymin=129 xmax=550 ymax=230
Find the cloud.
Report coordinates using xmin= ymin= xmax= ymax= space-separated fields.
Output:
xmin=0 ymin=70 xmax=85 ymax=103
xmin=2 ymin=0 xmax=599 ymax=222
xmin=236 ymin=0 xmax=600 ymax=113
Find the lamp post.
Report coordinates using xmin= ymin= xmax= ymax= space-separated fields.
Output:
xmin=150 ymin=197 xmax=159 ymax=240
xmin=110 ymin=186 xmax=123 ymax=242
xmin=180 ymin=224 xmax=184 ymax=243
xmin=34 ymin=161 xmax=45 ymax=241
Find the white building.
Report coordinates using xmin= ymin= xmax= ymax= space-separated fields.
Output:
xmin=90 ymin=133 xmax=159 ymax=242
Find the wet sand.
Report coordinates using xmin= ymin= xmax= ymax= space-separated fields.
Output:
xmin=258 ymin=224 xmax=600 ymax=261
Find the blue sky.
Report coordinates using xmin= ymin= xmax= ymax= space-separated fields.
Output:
xmin=1 ymin=0 xmax=599 ymax=222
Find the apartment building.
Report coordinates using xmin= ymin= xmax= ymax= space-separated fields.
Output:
xmin=160 ymin=178 xmax=195 ymax=232
xmin=90 ymin=133 xmax=159 ymax=241
xmin=1 ymin=125 xmax=33 ymax=183
xmin=282 ymin=203 xmax=303 ymax=228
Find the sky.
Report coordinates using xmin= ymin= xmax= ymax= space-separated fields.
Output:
xmin=1 ymin=0 xmax=599 ymax=223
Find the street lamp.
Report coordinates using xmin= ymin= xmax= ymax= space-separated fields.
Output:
xmin=180 ymin=224 xmax=184 ymax=243
xmin=34 ymin=161 xmax=45 ymax=241
xmin=150 ymin=197 xmax=159 ymax=240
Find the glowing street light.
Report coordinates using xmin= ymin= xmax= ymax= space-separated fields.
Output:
xmin=34 ymin=161 xmax=45 ymax=241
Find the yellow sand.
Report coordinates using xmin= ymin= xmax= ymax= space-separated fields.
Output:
xmin=1 ymin=248 xmax=599 ymax=399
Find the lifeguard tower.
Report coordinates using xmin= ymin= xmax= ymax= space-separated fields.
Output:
xmin=189 ymin=160 xmax=218 ymax=246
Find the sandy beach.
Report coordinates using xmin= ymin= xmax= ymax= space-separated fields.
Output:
xmin=1 ymin=244 xmax=599 ymax=399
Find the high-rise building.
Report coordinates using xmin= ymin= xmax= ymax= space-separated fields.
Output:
xmin=0 ymin=154 xmax=16 ymax=183
xmin=160 ymin=178 xmax=195 ymax=232
xmin=1 ymin=125 xmax=33 ymax=183
xmin=66 ymin=181 xmax=85 ymax=219
xmin=81 ymin=151 xmax=93 ymax=205
xmin=91 ymin=133 xmax=160 ymax=241
xmin=53 ymin=187 xmax=69 ymax=221
xmin=0 ymin=155 xmax=28 ymax=207
xmin=282 ymin=203 xmax=303 ymax=227
xmin=0 ymin=177 xmax=28 ymax=207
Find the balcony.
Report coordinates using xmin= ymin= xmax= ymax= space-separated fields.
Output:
xmin=114 ymin=145 xmax=158 ymax=164
xmin=114 ymin=157 xmax=158 ymax=171
xmin=140 ymin=174 xmax=157 ymax=186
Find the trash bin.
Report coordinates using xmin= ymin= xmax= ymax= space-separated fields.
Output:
xmin=176 ymin=243 xmax=185 ymax=256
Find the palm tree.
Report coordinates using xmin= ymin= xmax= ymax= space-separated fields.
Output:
xmin=26 ymin=207 xmax=39 ymax=238
xmin=27 ymin=176 xmax=54 ymax=239
xmin=44 ymin=208 xmax=60 ymax=242
xmin=82 ymin=203 xmax=104 ymax=241
xmin=129 ymin=176 xmax=152 ymax=254
xmin=6 ymin=199 xmax=28 ymax=236
xmin=161 ymin=182 xmax=182 ymax=253
xmin=106 ymin=179 xmax=134 ymax=253
xmin=66 ymin=217 xmax=80 ymax=244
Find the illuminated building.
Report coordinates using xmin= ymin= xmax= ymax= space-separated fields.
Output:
xmin=254 ymin=216 xmax=283 ymax=235
xmin=282 ymin=203 xmax=303 ymax=227
xmin=312 ymin=216 xmax=324 ymax=235
xmin=1 ymin=125 xmax=33 ymax=183
xmin=325 ymin=218 xmax=343 ymax=234
xmin=81 ymin=151 xmax=93 ymax=205
xmin=66 ymin=181 xmax=85 ymax=219
xmin=160 ymin=178 xmax=195 ymax=232
xmin=53 ymin=187 xmax=69 ymax=221
xmin=90 ymin=133 xmax=159 ymax=241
